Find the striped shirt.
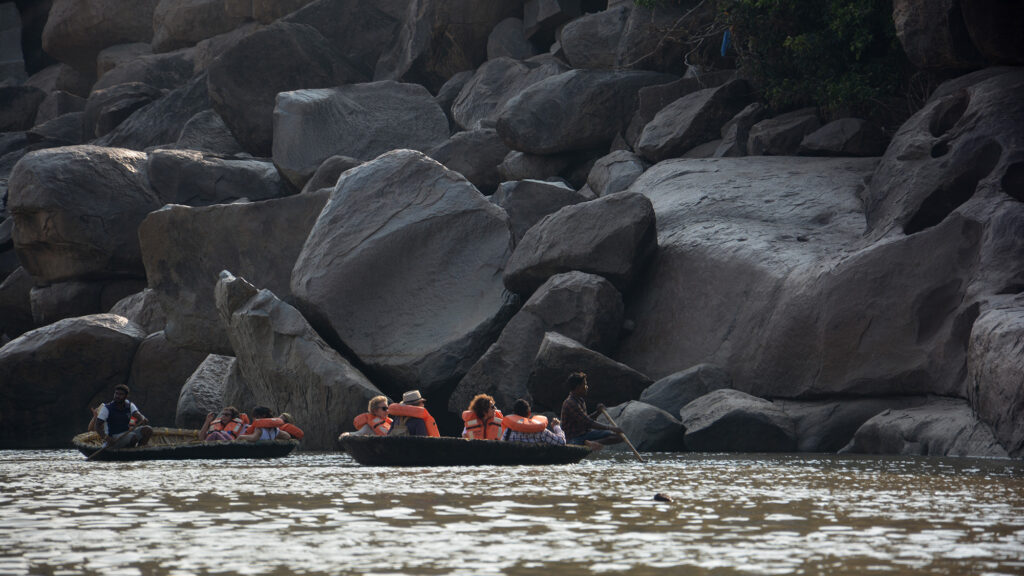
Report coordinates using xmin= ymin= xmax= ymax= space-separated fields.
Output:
xmin=501 ymin=425 xmax=566 ymax=445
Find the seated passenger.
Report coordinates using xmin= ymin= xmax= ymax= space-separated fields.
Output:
xmin=462 ymin=393 xmax=503 ymax=440
xmin=501 ymin=398 xmax=565 ymax=446
xmin=237 ymin=406 xmax=292 ymax=442
xmin=387 ymin=390 xmax=440 ymax=437
xmin=200 ymin=406 xmax=245 ymax=441
xmin=95 ymin=384 xmax=153 ymax=448
xmin=342 ymin=396 xmax=392 ymax=439
xmin=278 ymin=412 xmax=305 ymax=440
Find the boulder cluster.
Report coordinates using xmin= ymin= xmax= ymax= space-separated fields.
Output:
xmin=0 ymin=0 xmax=1021 ymax=457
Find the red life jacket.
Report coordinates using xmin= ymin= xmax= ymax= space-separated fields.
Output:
xmin=502 ymin=414 xmax=548 ymax=436
xmin=250 ymin=417 xmax=285 ymax=429
xmin=280 ymin=422 xmax=304 ymax=439
xmin=462 ymin=409 xmax=503 ymax=440
xmin=386 ymin=404 xmax=440 ymax=437
xmin=353 ymin=413 xmax=392 ymax=436
xmin=209 ymin=418 xmax=245 ymax=438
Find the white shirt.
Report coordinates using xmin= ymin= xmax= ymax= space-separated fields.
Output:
xmin=96 ymin=401 xmax=139 ymax=435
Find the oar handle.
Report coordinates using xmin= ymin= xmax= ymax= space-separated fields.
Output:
xmin=599 ymin=407 xmax=645 ymax=463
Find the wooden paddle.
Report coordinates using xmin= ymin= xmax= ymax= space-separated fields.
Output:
xmin=599 ymin=406 xmax=644 ymax=463
xmin=86 ymin=438 xmax=114 ymax=461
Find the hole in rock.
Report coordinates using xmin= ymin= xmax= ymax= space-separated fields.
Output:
xmin=1003 ymin=161 xmax=1024 ymax=202
xmin=929 ymin=90 xmax=969 ymax=138
xmin=930 ymin=141 xmax=949 ymax=158
xmin=904 ymin=140 xmax=1002 ymax=235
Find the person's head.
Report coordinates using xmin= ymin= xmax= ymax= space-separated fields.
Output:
xmin=368 ymin=395 xmax=389 ymax=416
xmin=252 ymin=406 xmax=273 ymax=419
xmin=566 ymin=371 xmax=588 ymax=396
xmin=401 ymin=390 xmax=426 ymax=407
xmin=512 ymin=398 xmax=530 ymax=418
xmin=278 ymin=412 xmax=293 ymax=424
xmin=219 ymin=406 xmax=239 ymax=421
xmin=113 ymin=384 xmax=130 ymax=402
xmin=470 ymin=394 xmax=495 ymax=419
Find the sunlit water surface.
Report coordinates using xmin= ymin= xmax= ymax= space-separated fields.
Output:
xmin=0 ymin=450 xmax=1022 ymax=576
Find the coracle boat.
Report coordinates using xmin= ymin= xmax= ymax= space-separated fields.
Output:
xmin=72 ymin=427 xmax=299 ymax=461
xmin=338 ymin=434 xmax=591 ymax=466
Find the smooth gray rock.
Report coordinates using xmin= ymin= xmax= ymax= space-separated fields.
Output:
xmin=173 ymin=109 xmax=245 ymax=155
xmin=0 ymin=3 xmax=25 ymax=83
xmin=0 ymin=267 xmax=34 ymax=339
xmin=152 ymin=0 xmax=248 ymax=53
xmin=0 ymin=86 xmax=46 ymax=131
xmin=29 ymin=279 xmax=145 ymax=326
xmin=435 ymin=70 xmax=474 ymax=131
xmin=504 ymin=191 xmax=658 ymax=296
xmin=0 ymin=314 xmax=147 ymax=448
xmin=560 ymin=4 xmax=630 ymax=70
xmin=449 ymin=271 xmax=623 ymax=414
xmin=175 ymin=354 xmax=235 ymax=429
xmin=487 ymin=18 xmax=537 ymax=61
xmin=490 ymin=179 xmax=588 ymax=244
xmin=299 ymin=155 xmax=362 ymax=194
xmin=625 ymin=70 xmax=738 ymax=147
xmin=497 ymin=150 xmax=573 ymax=183
xmin=892 ymin=0 xmax=983 ymax=70
xmin=192 ymin=22 xmax=262 ymax=75
xmin=453 ymin=56 xmax=569 ymax=131
xmin=91 ymin=48 xmax=196 ymax=92
xmin=41 ymin=0 xmax=159 ymax=70
xmin=679 ymin=389 xmax=797 ymax=453
xmin=127 ymin=331 xmax=208 ymax=427
xmin=32 ymin=90 xmax=85 ymax=126
xmin=968 ymin=307 xmax=1024 ymax=458
xmin=84 ymin=82 xmax=165 ymax=139
xmin=427 ymin=129 xmax=509 ymax=195
xmin=24 ymin=63 xmax=94 ymax=99
xmin=775 ymin=396 xmax=930 ymax=453
xmin=605 ymin=400 xmax=686 ymax=452
xmin=842 ymin=398 xmax=1008 ymax=458
xmin=108 ymin=289 xmax=168 ymax=335
xmin=291 ymin=149 xmax=517 ymax=398
xmin=747 ymin=107 xmax=821 ymax=156
xmin=960 ymin=1 xmax=1024 ymax=66
xmin=798 ymin=118 xmax=888 ymax=157
xmin=95 ymin=74 xmax=210 ymax=151
xmin=97 ymin=43 xmax=153 ymax=79
xmin=272 ymin=81 xmax=449 ymax=189
xmin=523 ymin=0 xmax=582 ymax=48
xmin=528 ymin=331 xmax=651 ymax=412
xmin=147 ymin=149 xmax=289 ymax=206
xmin=27 ymin=111 xmax=85 ymax=146
xmin=216 ymin=272 xmax=384 ymax=450
xmin=640 ymin=363 xmax=732 ymax=417
xmin=587 ymin=150 xmax=647 ymax=197
xmin=713 ymin=102 xmax=768 ymax=157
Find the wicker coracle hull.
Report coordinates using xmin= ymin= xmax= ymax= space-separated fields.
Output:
xmin=72 ymin=427 xmax=299 ymax=461
xmin=338 ymin=434 xmax=591 ymax=466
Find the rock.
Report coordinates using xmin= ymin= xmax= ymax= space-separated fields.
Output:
xmin=207 ymin=21 xmax=363 ymax=157
xmin=8 ymin=145 xmax=157 ymax=283
xmin=523 ymin=0 xmax=582 ymax=49
xmin=968 ymin=307 xmax=1024 ymax=457
xmin=0 ymin=314 xmax=147 ymax=448
xmin=0 ymin=3 xmax=25 ymax=83
xmin=604 ymin=400 xmax=685 ymax=452
xmin=961 ymin=1 xmax=1024 ymax=66
xmin=95 ymin=74 xmax=210 ymax=151
xmin=291 ymin=149 xmax=517 ymax=398
xmin=41 ymin=0 xmax=159 ymax=70
xmin=91 ymin=48 xmax=196 ymax=93
xmin=747 ymin=108 xmax=822 ymax=156
xmin=775 ymin=396 xmax=930 ymax=453
xmin=527 ymin=331 xmax=651 ymax=412
xmin=146 ymin=149 xmax=289 ymax=206
xmin=127 ymin=331 xmax=208 ymax=427
xmin=108 ymin=289 xmax=168 ymax=335
xmin=192 ymin=22 xmax=262 ymax=75
xmin=624 ymin=70 xmax=738 ymax=147
xmin=639 ymin=363 xmax=732 ymax=417
xmin=139 ymin=190 xmax=329 ymax=354
xmin=449 ymin=271 xmax=623 ymax=414
xmin=27 ymin=111 xmax=85 ymax=146
xmin=586 ymin=150 xmax=647 ymax=197
xmin=24 ymin=63 xmax=94 ymax=99
xmin=560 ymin=3 xmax=631 ymax=69
xmin=842 ymin=398 xmax=1008 ymax=458
xmin=490 ymin=179 xmax=588 ymax=243
xmin=32 ymin=90 xmax=85 ymax=126
xmin=0 ymin=267 xmax=34 ymax=339
xmin=497 ymin=69 xmax=678 ymax=155
xmin=216 ymin=271 xmax=384 ymax=451
xmin=427 ymin=129 xmax=509 ymax=195
xmin=487 ymin=18 xmax=537 ymax=61
xmin=250 ymin=0 xmax=319 ymax=23
xmin=498 ymin=150 xmax=573 ymax=183
xmin=30 ymin=279 xmax=145 ymax=326
xmin=0 ymin=86 xmax=46 ymax=131
xmin=434 ymin=70 xmax=474 ymax=131
xmin=83 ymin=82 xmax=165 ymax=139
xmin=713 ymin=102 xmax=768 ymax=157
xmin=375 ymin=0 xmax=524 ymax=93
xmin=173 ymin=109 xmax=245 ymax=156
xmin=679 ymin=389 xmax=797 ymax=453
xmin=97 ymin=43 xmax=152 ymax=79
xmin=299 ymin=155 xmax=362 ymax=194
xmin=152 ymin=0 xmax=248 ymax=53
xmin=175 ymin=354 xmax=236 ymax=428
xmin=892 ymin=0 xmax=983 ymax=70
xmin=272 ymin=81 xmax=449 ymax=190
xmin=504 ymin=191 xmax=658 ymax=296
xmin=798 ymin=118 xmax=889 ymax=157
xmin=452 ymin=55 xmax=569 ymax=131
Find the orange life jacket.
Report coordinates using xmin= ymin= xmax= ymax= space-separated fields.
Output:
xmin=209 ymin=418 xmax=245 ymax=438
xmin=386 ymin=404 xmax=440 ymax=437
xmin=279 ymin=422 xmax=304 ymax=439
xmin=251 ymin=417 xmax=284 ymax=429
xmin=353 ymin=413 xmax=392 ymax=436
xmin=462 ymin=409 xmax=503 ymax=440
xmin=502 ymin=414 xmax=548 ymax=435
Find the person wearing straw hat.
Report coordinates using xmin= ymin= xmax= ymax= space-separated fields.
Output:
xmin=559 ymin=371 xmax=623 ymax=450
xmin=387 ymin=390 xmax=440 ymax=437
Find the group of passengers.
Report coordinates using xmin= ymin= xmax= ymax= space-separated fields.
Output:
xmin=342 ymin=371 xmax=624 ymax=450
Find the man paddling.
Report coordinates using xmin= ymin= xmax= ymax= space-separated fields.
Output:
xmin=560 ymin=371 xmax=623 ymax=450
xmin=94 ymin=384 xmax=153 ymax=448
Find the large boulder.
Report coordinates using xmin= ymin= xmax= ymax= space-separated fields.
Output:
xmin=639 ymin=363 xmax=732 ymax=417
xmin=679 ymin=389 xmax=797 ymax=453
xmin=960 ymin=1 xmax=1024 ymax=66
xmin=152 ymin=0 xmax=248 ymax=53
xmin=95 ymin=74 xmax=211 ymax=151
xmin=604 ymin=400 xmax=686 ymax=452
xmin=0 ymin=267 xmax=34 ymax=339
xmin=892 ymin=0 xmax=983 ymax=70
xmin=746 ymin=108 xmax=821 ymax=156
xmin=0 ymin=3 xmax=25 ymax=83
xmin=426 ymin=129 xmax=510 ymax=195
xmin=452 ymin=56 xmax=570 ymax=132
xmin=108 ymin=289 xmax=167 ymax=335
xmin=300 ymin=155 xmax=363 ymax=194
xmin=127 ymin=331 xmax=208 ymax=427
xmin=374 ymin=0 xmax=524 ymax=93
xmin=798 ymin=118 xmax=889 ymax=158
xmin=487 ymin=18 xmax=537 ymax=61
xmin=504 ymin=191 xmax=658 ymax=296
xmin=497 ymin=69 xmax=678 ymax=155
xmin=449 ymin=271 xmax=623 ymax=414
xmin=842 ymin=398 xmax=1008 ymax=458
xmin=490 ymin=179 xmax=589 ymax=244
xmin=41 ymin=0 xmax=159 ymax=70
xmin=272 ymin=81 xmax=449 ymax=189
xmin=83 ymin=82 xmax=165 ymax=139
xmin=91 ymin=48 xmax=196 ymax=93
xmin=291 ymin=149 xmax=517 ymax=398
xmin=29 ymin=278 xmax=145 ymax=326
xmin=0 ymin=314 xmax=146 ymax=448
xmin=775 ymin=396 xmax=930 ymax=453
xmin=968 ymin=307 xmax=1024 ymax=457
xmin=7 ymin=146 xmax=158 ymax=284
xmin=527 ymin=331 xmax=651 ymax=412
xmin=175 ymin=353 xmax=236 ymax=429
xmin=559 ymin=3 xmax=631 ymax=70
xmin=172 ymin=109 xmax=245 ymax=156
xmin=97 ymin=43 xmax=153 ymax=79
xmin=139 ymin=190 xmax=330 ymax=354
xmin=0 ymin=86 xmax=46 ymax=132
xmin=586 ymin=150 xmax=647 ymax=197
xmin=33 ymin=90 xmax=86 ymax=127
xmin=207 ymin=21 xmax=363 ymax=157
xmin=192 ymin=22 xmax=262 ymax=75
xmin=624 ymin=70 xmax=739 ymax=148
xmin=216 ymin=272 xmax=384 ymax=450
xmin=146 ymin=149 xmax=289 ymax=206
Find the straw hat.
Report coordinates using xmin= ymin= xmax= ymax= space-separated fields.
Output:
xmin=401 ymin=390 xmax=425 ymax=404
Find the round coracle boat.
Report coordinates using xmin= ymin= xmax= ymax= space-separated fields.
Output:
xmin=339 ymin=434 xmax=591 ymax=466
xmin=72 ymin=427 xmax=299 ymax=461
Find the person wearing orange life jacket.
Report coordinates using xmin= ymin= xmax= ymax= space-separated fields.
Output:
xmin=502 ymin=398 xmax=566 ymax=445
xmin=278 ymin=412 xmax=304 ymax=440
xmin=237 ymin=406 xmax=292 ymax=442
xmin=387 ymin=390 xmax=440 ymax=437
xmin=462 ymin=393 xmax=503 ymax=440
xmin=341 ymin=396 xmax=392 ymax=440
xmin=200 ymin=406 xmax=245 ymax=441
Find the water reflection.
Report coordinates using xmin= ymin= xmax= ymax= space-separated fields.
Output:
xmin=0 ymin=451 xmax=1022 ymax=575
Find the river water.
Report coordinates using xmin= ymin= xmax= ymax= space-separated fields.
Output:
xmin=1 ymin=450 xmax=1022 ymax=576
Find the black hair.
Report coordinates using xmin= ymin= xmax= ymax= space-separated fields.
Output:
xmin=566 ymin=371 xmax=587 ymax=391
xmin=512 ymin=398 xmax=530 ymax=417
xmin=252 ymin=406 xmax=273 ymax=418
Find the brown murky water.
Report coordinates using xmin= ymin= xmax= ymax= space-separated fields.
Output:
xmin=0 ymin=450 xmax=1022 ymax=575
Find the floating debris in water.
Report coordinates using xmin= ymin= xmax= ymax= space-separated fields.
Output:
xmin=654 ymin=493 xmax=672 ymax=502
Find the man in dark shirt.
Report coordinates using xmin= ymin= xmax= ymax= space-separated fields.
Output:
xmin=560 ymin=371 xmax=623 ymax=449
